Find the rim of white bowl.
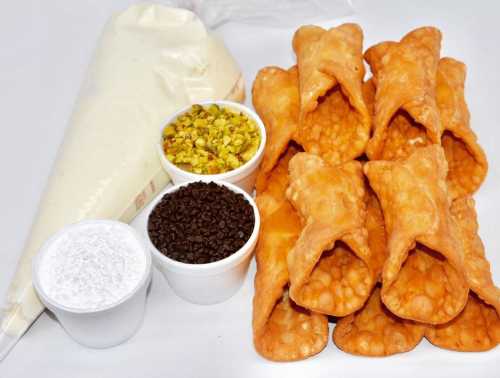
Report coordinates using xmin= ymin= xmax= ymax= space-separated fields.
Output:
xmin=32 ymin=220 xmax=152 ymax=314
xmin=158 ymin=100 xmax=267 ymax=180
xmin=146 ymin=180 xmax=261 ymax=272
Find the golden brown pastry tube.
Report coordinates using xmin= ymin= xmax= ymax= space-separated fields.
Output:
xmin=364 ymin=27 xmax=442 ymax=160
xmin=451 ymin=197 xmax=500 ymax=313
xmin=365 ymin=187 xmax=388 ymax=280
xmin=362 ymin=79 xmax=376 ymax=118
xmin=333 ymin=190 xmax=423 ymax=357
xmin=253 ymin=151 xmax=328 ymax=361
xmin=437 ymin=58 xmax=488 ymax=200
xmin=425 ymin=293 xmax=500 ymax=352
xmin=286 ymin=153 xmax=376 ymax=316
xmin=253 ymin=202 xmax=329 ymax=361
xmin=364 ymin=145 xmax=469 ymax=324
xmin=253 ymin=66 xmax=300 ymax=193
xmin=425 ymin=198 xmax=500 ymax=351
xmin=293 ymin=23 xmax=370 ymax=165
xmin=333 ymin=287 xmax=425 ymax=356
xmin=255 ymin=147 xmax=298 ymax=220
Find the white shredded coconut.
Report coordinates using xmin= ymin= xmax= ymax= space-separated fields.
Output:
xmin=38 ymin=222 xmax=147 ymax=311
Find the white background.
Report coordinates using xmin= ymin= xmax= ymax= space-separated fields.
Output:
xmin=1 ymin=0 xmax=500 ymax=377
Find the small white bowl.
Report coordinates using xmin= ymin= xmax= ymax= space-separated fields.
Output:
xmin=158 ymin=100 xmax=267 ymax=194
xmin=145 ymin=181 xmax=260 ymax=305
xmin=32 ymin=220 xmax=152 ymax=349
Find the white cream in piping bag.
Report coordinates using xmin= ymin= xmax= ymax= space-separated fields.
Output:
xmin=0 ymin=3 xmax=244 ymax=359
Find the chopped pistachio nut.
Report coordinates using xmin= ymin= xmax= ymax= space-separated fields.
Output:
xmin=162 ymin=104 xmax=261 ymax=174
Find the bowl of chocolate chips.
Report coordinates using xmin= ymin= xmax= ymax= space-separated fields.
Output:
xmin=146 ymin=181 xmax=260 ymax=305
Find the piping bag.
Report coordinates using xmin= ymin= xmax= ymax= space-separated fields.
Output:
xmin=0 ymin=3 xmax=244 ymax=360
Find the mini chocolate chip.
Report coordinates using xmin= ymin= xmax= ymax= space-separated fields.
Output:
xmin=147 ymin=182 xmax=254 ymax=264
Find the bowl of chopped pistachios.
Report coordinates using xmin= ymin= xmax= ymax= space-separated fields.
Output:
xmin=158 ymin=101 xmax=266 ymax=194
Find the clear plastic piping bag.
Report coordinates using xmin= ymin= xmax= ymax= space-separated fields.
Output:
xmin=168 ymin=0 xmax=353 ymax=28
xmin=0 ymin=2 xmax=244 ymax=360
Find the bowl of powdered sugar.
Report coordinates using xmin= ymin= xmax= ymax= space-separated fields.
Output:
xmin=32 ymin=220 xmax=152 ymax=349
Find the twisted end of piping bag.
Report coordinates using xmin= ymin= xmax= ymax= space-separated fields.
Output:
xmin=0 ymin=285 xmax=44 ymax=361
xmin=0 ymin=330 xmax=17 ymax=361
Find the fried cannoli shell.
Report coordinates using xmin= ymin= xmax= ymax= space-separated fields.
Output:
xmin=437 ymin=58 xmax=488 ymax=199
xmin=451 ymin=197 xmax=500 ymax=313
xmin=362 ymin=79 xmax=376 ymax=117
xmin=425 ymin=197 xmax=500 ymax=351
xmin=333 ymin=287 xmax=425 ymax=356
xmin=286 ymin=153 xmax=376 ymax=316
xmin=292 ymin=24 xmax=370 ymax=165
xmin=253 ymin=149 xmax=328 ymax=361
xmin=253 ymin=66 xmax=300 ymax=193
xmin=364 ymin=145 xmax=468 ymax=324
xmin=364 ymin=27 xmax=442 ymax=160
xmin=252 ymin=202 xmax=328 ymax=361
xmin=365 ymin=187 xmax=388 ymax=279
xmin=255 ymin=146 xmax=298 ymax=220
xmin=425 ymin=293 xmax=500 ymax=352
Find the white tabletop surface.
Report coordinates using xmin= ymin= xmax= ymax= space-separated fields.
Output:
xmin=1 ymin=0 xmax=500 ymax=377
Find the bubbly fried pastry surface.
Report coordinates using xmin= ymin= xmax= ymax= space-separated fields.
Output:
xmin=383 ymin=245 xmax=467 ymax=322
xmin=255 ymin=289 xmax=330 ymax=361
xmin=253 ymin=202 xmax=328 ymax=361
xmin=253 ymin=151 xmax=328 ymax=361
xmin=364 ymin=27 xmax=442 ymax=160
xmin=437 ymin=58 xmax=488 ymax=199
xmin=451 ymin=197 xmax=500 ymax=313
xmin=425 ymin=293 xmax=500 ymax=352
xmin=333 ymin=287 xmax=425 ymax=356
xmin=364 ymin=146 xmax=468 ymax=324
xmin=293 ymin=24 xmax=370 ymax=165
xmin=251 ymin=23 xmax=498 ymax=361
xmin=286 ymin=153 xmax=376 ymax=316
xmin=256 ymin=147 xmax=299 ymax=220
xmin=253 ymin=66 xmax=300 ymax=193
xmin=425 ymin=198 xmax=500 ymax=351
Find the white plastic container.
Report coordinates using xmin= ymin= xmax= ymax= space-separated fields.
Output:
xmin=157 ymin=100 xmax=267 ymax=194
xmin=32 ymin=220 xmax=152 ymax=349
xmin=146 ymin=181 xmax=260 ymax=305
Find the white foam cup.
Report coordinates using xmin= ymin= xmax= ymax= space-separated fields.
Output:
xmin=146 ymin=181 xmax=260 ymax=305
xmin=32 ymin=220 xmax=152 ymax=349
xmin=158 ymin=100 xmax=267 ymax=194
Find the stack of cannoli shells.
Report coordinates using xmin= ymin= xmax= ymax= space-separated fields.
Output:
xmin=252 ymin=23 xmax=499 ymax=361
